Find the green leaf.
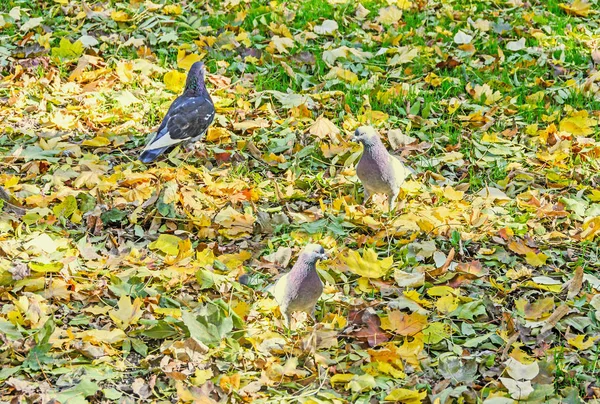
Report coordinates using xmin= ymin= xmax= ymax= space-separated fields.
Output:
xmin=100 ymin=208 xmax=128 ymax=225
xmin=51 ymin=38 xmax=84 ymax=61
xmin=53 ymin=195 xmax=77 ymax=219
xmin=18 ymin=146 xmax=61 ymax=162
xmin=29 ymin=261 xmax=63 ymax=273
xmin=53 ymin=380 xmax=100 ymax=403
xmin=131 ymin=338 xmax=148 ymax=356
xmin=181 ymin=306 xmax=234 ymax=347
xmin=450 ymin=300 xmax=487 ymax=321
xmin=0 ymin=366 xmax=21 ymax=381
xmin=0 ymin=319 xmax=23 ymax=339
xmin=102 ymin=388 xmax=123 ymax=400
xmin=141 ymin=320 xmax=178 ymax=339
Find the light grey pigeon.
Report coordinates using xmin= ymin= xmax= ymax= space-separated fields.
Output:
xmin=270 ymin=244 xmax=327 ymax=327
xmin=139 ymin=61 xmax=215 ymax=163
xmin=352 ymin=126 xmax=412 ymax=211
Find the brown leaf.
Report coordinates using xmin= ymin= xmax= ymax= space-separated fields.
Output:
xmin=348 ymin=308 xmax=390 ymax=347
xmin=567 ymin=266 xmax=583 ymax=299
xmin=540 ymin=304 xmax=570 ymax=334
xmin=508 ymin=240 xmax=536 ymax=255
xmin=436 ymin=55 xmax=462 ymax=70
xmin=592 ymin=49 xmax=600 ymax=65
xmin=455 ymin=260 xmax=488 ymax=278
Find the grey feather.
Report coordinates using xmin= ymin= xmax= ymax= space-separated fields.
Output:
xmin=270 ymin=244 xmax=327 ymax=327
xmin=353 ymin=126 xmax=411 ymax=211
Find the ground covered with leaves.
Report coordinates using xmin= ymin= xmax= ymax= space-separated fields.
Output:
xmin=1 ymin=0 xmax=600 ymax=402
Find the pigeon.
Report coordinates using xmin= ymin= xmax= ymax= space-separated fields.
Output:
xmin=139 ymin=61 xmax=215 ymax=163
xmin=270 ymin=244 xmax=327 ymax=327
xmin=352 ymin=126 xmax=412 ymax=211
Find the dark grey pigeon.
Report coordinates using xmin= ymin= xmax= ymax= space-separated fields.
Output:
xmin=352 ymin=126 xmax=412 ymax=211
xmin=139 ymin=61 xmax=215 ymax=163
xmin=270 ymin=244 xmax=327 ymax=328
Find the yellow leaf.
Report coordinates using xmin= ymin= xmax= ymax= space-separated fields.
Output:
xmin=149 ymin=234 xmax=183 ymax=255
xmin=435 ymin=295 xmax=459 ymax=314
xmin=219 ymin=373 xmax=240 ymax=393
xmin=330 ymin=374 xmax=355 ymax=385
xmin=374 ymin=362 xmax=405 ymax=378
xmin=329 ymin=66 xmax=358 ymax=83
xmin=588 ymin=189 xmax=600 ymax=202
xmin=78 ymin=329 xmax=127 ymax=344
xmin=385 ymin=311 xmax=427 ymax=336
xmin=206 ymin=127 xmax=232 ymax=143
xmin=82 ymin=136 xmax=111 ymax=147
xmin=154 ymin=307 xmax=182 ymax=318
xmin=116 ymin=61 xmax=134 ymax=83
xmin=309 ymin=115 xmax=340 ymax=140
xmin=525 ymin=251 xmax=547 ymax=267
xmin=177 ymin=50 xmax=204 ymax=70
xmin=426 ymin=286 xmax=455 ymax=297
xmin=384 ymin=388 xmax=426 ymax=403
xmin=443 ymin=186 xmax=464 ymax=201
xmin=50 ymin=110 xmax=77 ymax=130
xmin=559 ymin=0 xmax=592 ymax=17
xmin=396 ymin=0 xmax=413 ymax=10
xmin=559 ymin=110 xmax=597 ymax=135
xmin=190 ymin=369 xmax=214 ymax=386
xmin=164 ymin=70 xmax=187 ymax=93
xmin=163 ymin=4 xmax=183 ymax=15
xmin=567 ymin=335 xmax=598 ymax=350
xmin=580 ymin=216 xmax=600 ymax=241
xmin=269 ymin=35 xmax=295 ymax=54
xmin=109 ymin=295 xmax=143 ymax=330
xmin=115 ymin=90 xmax=142 ymax=108
xmin=111 ymin=10 xmax=130 ymax=22
xmin=231 ymin=300 xmax=250 ymax=319
xmin=377 ymin=5 xmax=403 ymax=24
xmin=342 ymin=248 xmax=394 ymax=278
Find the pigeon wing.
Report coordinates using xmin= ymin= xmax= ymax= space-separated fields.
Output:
xmin=142 ymin=96 xmax=214 ymax=152
xmin=391 ymin=156 xmax=412 ymax=188
xmin=270 ymin=273 xmax=289 ymax=306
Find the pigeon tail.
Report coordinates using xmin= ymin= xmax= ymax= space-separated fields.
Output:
xmin=140 ymin=147 xmax=169 ymax=163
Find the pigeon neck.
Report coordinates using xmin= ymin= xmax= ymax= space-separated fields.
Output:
xmin=293 ymin=259 xmax=317 ymax=275
xmin=184 ymin=77 xmax=207 ymax=97
xmin=363 ymin=139 xmax=386 ymax=154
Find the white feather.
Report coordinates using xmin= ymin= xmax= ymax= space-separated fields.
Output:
xmin=391 ymin=156 xmax=411 ymax=187
xmin=142 ymin=131 xmax=188 ymax=151
xmin=271 ymin=273 xmax=289 ymax=306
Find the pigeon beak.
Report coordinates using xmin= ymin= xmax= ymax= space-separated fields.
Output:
xmin=319 ymin=252 xmax=329 ymax=261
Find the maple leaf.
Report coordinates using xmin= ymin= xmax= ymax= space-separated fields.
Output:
xmin=51 ymin=38 xmax=84 ymax=61
xmin=269 ymin=35 xmax=294 ymax=54
xmin=384 ymin=311 xmax=427 ymax=336
xmin=559 ymin=110 xmax=597 ymax=135
xmin=308 ymin=115 xmax=340 ymax=140
xmin=342 ymin=248 xmax=393 ymax=278
xmin=559 ymin=0 xmax=592 ymax=17
xmin=109 ymin=295 xmax=144 ymax=330
xmin=377 ymin=5 xmax=403 ymax=24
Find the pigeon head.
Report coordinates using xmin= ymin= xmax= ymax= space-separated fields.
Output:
xmin=185 ymin=62 xmax=207 ymax=95
xmin=299 ymin=243 xmax=328 ymax=264
xmin=352 ymin=126 xmax=383 ymax=149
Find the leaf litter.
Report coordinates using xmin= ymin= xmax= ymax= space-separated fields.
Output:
xmin=1 ymin=0 xmax=600 ymax=403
